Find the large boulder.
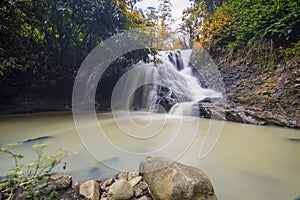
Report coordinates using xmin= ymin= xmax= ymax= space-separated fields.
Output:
xmin=139 ymin=156 xmax=217 ymax=200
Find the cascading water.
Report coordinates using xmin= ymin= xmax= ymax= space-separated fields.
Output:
xmin=112 ymin=49 xmax=222 ymax=115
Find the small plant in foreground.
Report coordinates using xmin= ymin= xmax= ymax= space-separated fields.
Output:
xmin=0 ymin=143 xmax=69 ymax=199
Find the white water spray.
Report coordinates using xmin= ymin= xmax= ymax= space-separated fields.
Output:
xmin=112 ymin=49 xmax=221 ymax=115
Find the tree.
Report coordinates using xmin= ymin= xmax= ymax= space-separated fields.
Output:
xmin=141 ymin=0 xmax=174 ymax=50
xmin=124 ymin=0 xmax=143 ymax=11
xmin=179 ymin=1 xmax=208 ymax=48
xmin=194 ymin=0 xmax=225 ymax=13
xmin=197 ymin=0 xmax=300 ymax=66
xmin=0 ymin=0 xmax=148 ymax=77
xmin=156 ymin=0 xmax=174 ymax=49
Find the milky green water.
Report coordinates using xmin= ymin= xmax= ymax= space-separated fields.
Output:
xmin=0 ymin=112 xmax=299 ymax=200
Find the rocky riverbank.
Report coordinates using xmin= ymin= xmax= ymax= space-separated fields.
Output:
xmin=0 ymin=60 xmax=298 ymax=128
xmin=217 ymin=60 xmax=300 ymax=128
xmin=11 ymin=157 xmax=217 ymax=200
xmin=197 ymin=98 xmax=300 ymax=128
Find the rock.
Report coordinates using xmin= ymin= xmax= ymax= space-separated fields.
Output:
xmin=128 ymin=176 xmax=142 ymax=186
xmin=294 ymin=195 xmax=300 ymax=200
xmin=138 ymin=181 xmax=149 ymax=191
xmin=140 ymin=156 xmax=217 ymax=200
xmin=198 ymin=97 xmax=221 ymax=104
xmin=133 ymin=186 xmax=143 ymax=197
xmin=72 ymin=182 xmax=81 ymax=199
xmin=23 ymin=136 xmax=53 ymax=143
xmin=101 ymin=178 xmax=114 ymax=190
xmin=287 ymin=138 xmax=300 ymax=142
xmin=107 ymin=180 xmax=134 ymax=200
xmin=223 ymin=105 xmax=300 ymax=128
xmin=116 ymin=171 xmax=128 ymax=180
xmin=79 ymin=180 xmax=100 ymax=200
xmin=13 ymin=188 xmax=27 ymax=200
xmin=198 ymin=103 xmax=213 ymax=118
xmin=48 ymin=173 xmax=72 ymax=190
xmin=134 ymin=181 xmax=149 ymax=197
xmin=136 ymin=196 xmax=149 ymax=200
xmin=128 ymin=172 xmax=139 ymax=181
xmin=101 ymin=192 xmax=108 ymax=199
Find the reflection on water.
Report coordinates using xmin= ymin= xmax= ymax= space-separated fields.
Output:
xmin=0 ymin=112 xmax=299 ymax=200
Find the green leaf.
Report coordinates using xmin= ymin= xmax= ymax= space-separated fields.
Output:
xmin=31 ymin=143 xmax=47 ymax=149
xmin=7 ymin=143 xmax=20 ymax=147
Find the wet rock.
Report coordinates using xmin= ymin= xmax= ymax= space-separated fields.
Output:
xmin=157 ymin=96 xmax=178 ymax=112
xmin=156 ymin=86 xmax=180 ymax=112
xmin=23 ymin=136 xmax=53 ymax=143
xmin=225 ymin=108 xmax=264 ymax=125
xmin=198 ymin=103 xmax=213 ymax=118
xmin=225 ymin=105 xmax=300 ymax=128
xmin=198 ymin=97 xmax=220 ymax=103
xmin=196 ymin=100 xmax=300 ymax=128
xmin=79 ymin=180 xmax=100 ymax=200
xmin=217 ymin=61 xmax=300 ymax=128
xmin=89 ymin=167 xmax=101 ymax=178
xmin=286 ymin=138 xmax=300 ymax=142
xmin=107 ymin=180 xmax=134 ymax=200
xmin=72 ymin=182 xmax=81 ymax=199
xmin=140 ymin=156 xmax=217 ymax=200
xmin=294 ymin=195 xmax=300 ymax=200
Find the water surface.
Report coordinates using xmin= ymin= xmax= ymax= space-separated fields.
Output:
xmin=0 ymin=112 xmax=299 ymax=200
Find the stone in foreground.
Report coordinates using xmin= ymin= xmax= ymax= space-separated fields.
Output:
xmin=139 ymin=156 xmax=217 ymax=200
xmin=79 ymin=180 xmax=100 ymax=200
xmin=107 ymin=180 xmax=134 ymax=200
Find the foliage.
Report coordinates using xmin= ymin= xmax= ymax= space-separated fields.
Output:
xmin=0 ymin=0 xmax=149 ymax=77
xmin=199 ymin=3 xmax=236 ymax=49
xmin=0 ymin=143 xmax=68 ymax=199
xmin=227 ymin=0 xmax=299 ymax=49
xmin=140 ymin=0 xmax=175 ymax=50
xmin=116 ymin=0 xmax=146 ymax=28
xmin=196 ymin=0 xmax=300 ymax=66
xmin=279 ymin=40 xmax=300 ymax=59
xmin=194 ymin=0 xmax=226 ymax=13
xmin=180 ymin=1 xmax=209 ymax=48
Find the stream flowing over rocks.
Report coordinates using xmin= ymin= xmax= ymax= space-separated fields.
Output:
xmin=14 ymin=157 xmax=217 ymax=200
xmin=0 ymin=49 xmax=298 ymax=128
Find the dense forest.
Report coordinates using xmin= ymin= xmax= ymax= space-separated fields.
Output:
xmin=182 ymin=0 xmax=299 ymax=68
xmin=0 ymin=0 xmax=299 ymax=121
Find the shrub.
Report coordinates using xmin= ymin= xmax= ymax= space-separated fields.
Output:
xmin=0 ymin=143 xmax=68 ymax=199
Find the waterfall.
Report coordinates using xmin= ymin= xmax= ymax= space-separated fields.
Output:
xmin=111 ymin=49 xmax=221 ymax=115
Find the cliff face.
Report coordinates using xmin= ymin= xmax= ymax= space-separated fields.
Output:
xmin=218 ymin=60 xmax=300 ymax=127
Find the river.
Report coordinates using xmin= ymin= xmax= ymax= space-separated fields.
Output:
xmin=0 ymin=112 xmax=299 ymax=200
